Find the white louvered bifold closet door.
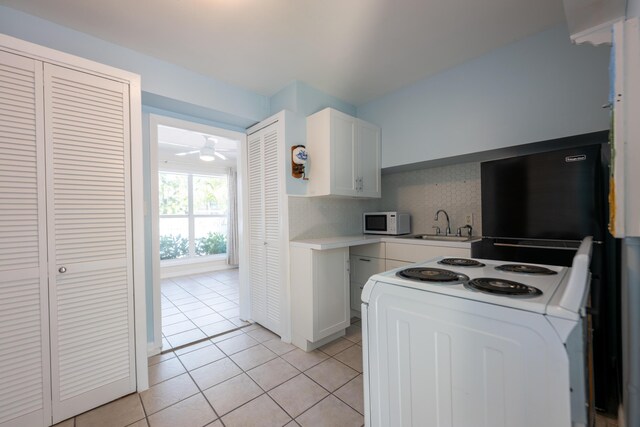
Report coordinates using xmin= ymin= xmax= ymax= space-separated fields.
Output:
xmin=247 ymin=121 xmax=282 ymax=336
xmin=262 ymin=128 xmax=282 ymax=330
xmin=247 ymin=131 xmax=267 ymax=326
xmin=0 ymin=50 xmax=51 ymax=427
xmin=44 ymin=64 xmax=135 ymax=423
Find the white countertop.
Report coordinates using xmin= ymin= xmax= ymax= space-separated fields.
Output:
xmin=289 ymin=234 xmax=482 ymax=250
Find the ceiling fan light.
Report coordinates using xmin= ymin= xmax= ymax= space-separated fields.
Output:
xmin=200 ymin=145 xmax=216 ymax=161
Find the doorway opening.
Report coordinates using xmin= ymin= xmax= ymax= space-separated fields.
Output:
xmin=150 ymin=115 xmax=248 ymax=351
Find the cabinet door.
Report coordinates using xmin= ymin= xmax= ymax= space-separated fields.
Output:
xmin=385 ymin=259 xmax=412 ymax=271
xmin=350 ymin=281 xmax=363 ymax=312
xmin=386 ymin=243 xmax=470 ymax=263
xmin=356 ymin=121 xmax=381 ymax=198
xmin=330 ymin=111 xmax=357 ymax=196
xmin=314 ymin=248 xmax=350 ymax=340
xmin=0 ymin=50 xmax=51 ymax=427
xmin=44 ymin=64 xmax=135 ymax=423
xmin=350 ymin=255 xmax=385 ymax=313
xmin=353 ymin=256 xmax=385 ymax=285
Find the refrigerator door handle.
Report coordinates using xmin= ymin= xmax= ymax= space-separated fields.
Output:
xmin=493 ymin=242 xmax=579 ymax=251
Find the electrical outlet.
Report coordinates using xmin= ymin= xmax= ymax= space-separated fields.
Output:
xmin=465 ymin=213 xmax=473 ymax=225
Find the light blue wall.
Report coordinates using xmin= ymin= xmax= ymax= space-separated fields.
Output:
xmin=629 ymin=0 xmax=640 ymax=17
xmin=270 ymin=81 xmax=356 ymax=117
xmin=0 ymin=5 xmax=269 ymax=127
xmin=268 ymin=81 xmax=356 ymax=196
xmin=357 ymin=25 xmax=611 ymax=169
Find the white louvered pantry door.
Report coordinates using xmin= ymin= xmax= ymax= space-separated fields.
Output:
xmin=0 ymin=50 xmax=51 ymax=427
xmin=43 ymin=64 xmax=135 ymax=423
xmin=262 ymin=127 xmax=282 ymax=331
xmin=247 ymin=122 xmax=283 ymax=336
xmin=247 ymin=131 xmax=267 ymax=326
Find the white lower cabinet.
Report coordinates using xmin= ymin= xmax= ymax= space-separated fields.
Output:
xmin=349 ymin=244 xmax=386 ymax=313
xmin=385 ymin=242 xmax=471 ymax=263
xmin=290 ymin=247 xmax=350 ymax=350
xmin=385 ymin=259 xmax=412 ymax=270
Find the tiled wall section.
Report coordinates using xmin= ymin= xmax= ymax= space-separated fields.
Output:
xmin=379 ymin=162 xmax=482 ymax=236
xmin=288 ymin=196 xmax=380 ymax=240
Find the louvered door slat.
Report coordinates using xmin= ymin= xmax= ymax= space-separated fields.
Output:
xmin=0 ymin=50 xmax=50 ymax=427
xmin=45 ymin=63 xmax=135 ymax=423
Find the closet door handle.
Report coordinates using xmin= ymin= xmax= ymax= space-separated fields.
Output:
xmin=58 ymin=266 xmax=67 ymax=273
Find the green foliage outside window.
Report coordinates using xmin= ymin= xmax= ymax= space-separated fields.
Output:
xmin=160 ymin=232 xmax=227 ymax=260
xmin=159 ymin=173 xmax=188 ymax=215
xmin=159 ymin=235 xmax=189 ymax=260
xmin=196 ymin=232 xmax=227 ymax=256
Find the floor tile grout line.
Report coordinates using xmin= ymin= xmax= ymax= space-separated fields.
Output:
xmin=161 ymin=271 xmax=241 ymax=349
xmin=161 ymin=323 xmax=254 ymax=355
xmin=170 ymin=346 xmax=226 ymax=427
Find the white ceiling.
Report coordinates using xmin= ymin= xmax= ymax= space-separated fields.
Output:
xmin=0 ymin=0 xmax=566 ymax=105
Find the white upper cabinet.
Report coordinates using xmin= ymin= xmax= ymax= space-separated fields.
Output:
xmin=306 ymin=108 xmax=381 ymax=198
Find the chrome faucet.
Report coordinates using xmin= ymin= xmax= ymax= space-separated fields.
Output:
xmin=434 ymin=209 xmax=451 ymax=236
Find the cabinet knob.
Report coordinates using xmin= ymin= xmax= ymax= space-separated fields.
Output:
xmin=58 ymin=266 xmax=67 ymax=273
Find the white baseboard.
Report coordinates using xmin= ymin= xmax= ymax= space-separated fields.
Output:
xmin=147 ymin=341 xmax=162 ymax=357
xmin=161 ymin=258 xmax=233 ymax=279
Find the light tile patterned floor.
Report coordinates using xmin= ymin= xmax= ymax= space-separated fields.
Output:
xmin=54 ymin=321 xmax=364 ymax=427
xmin=161 ymin=269 xmax=245 ymax=350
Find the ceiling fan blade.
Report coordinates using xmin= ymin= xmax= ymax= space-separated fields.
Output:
xmin=214 ymin=152 xmax=227 ymax=160
xmin=175 ymin=150 xmax=199 ymax=156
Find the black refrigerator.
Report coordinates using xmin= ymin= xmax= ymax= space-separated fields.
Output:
xmin=472 ymin=140 xmax=620 ymax=415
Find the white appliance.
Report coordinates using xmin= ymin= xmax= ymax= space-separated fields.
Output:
xmin=361 ymin=237 xmax=593 ymax=427
xmin=363 ymin=212 xmax=411 ymax=235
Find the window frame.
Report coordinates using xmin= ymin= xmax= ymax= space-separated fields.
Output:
xmin=159 ymin=169 xmax=228 ymax=264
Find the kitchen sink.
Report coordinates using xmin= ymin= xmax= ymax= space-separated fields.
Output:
xmin=399 ymin=234 xmax=474 ymax=242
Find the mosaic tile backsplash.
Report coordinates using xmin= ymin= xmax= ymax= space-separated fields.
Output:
xmin=288 ymin=161 xmax=482 ymax=240
xmin=379 ymin=162 xmax=482 ymax=236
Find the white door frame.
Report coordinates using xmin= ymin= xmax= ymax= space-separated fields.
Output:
xmin=149 ymin=114 xmax=247 ymax=353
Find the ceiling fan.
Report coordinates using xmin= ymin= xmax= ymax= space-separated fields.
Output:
xmin=171 ymin=136 xmax=228 ymax=161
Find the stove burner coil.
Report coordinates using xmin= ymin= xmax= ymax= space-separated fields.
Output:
xmin=495 ymin=264 xmax=557 ymax=275
xmin=438 ymin=258 xmax=486 ymax=267
xmin=465 ymin=277 xmax=543 ymax=297
xmin=397 ymin=267 xmax=469 ymax=283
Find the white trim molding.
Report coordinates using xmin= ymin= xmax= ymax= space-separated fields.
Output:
xmin=149 ymin=114 xmax=247 ymax=353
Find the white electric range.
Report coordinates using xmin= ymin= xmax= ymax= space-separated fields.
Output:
xmin=361 ymin=237 xmax=593 ymax=427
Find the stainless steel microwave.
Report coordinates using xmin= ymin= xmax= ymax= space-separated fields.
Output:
xmin=363 ymin=212 xmax=411 ymax=235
